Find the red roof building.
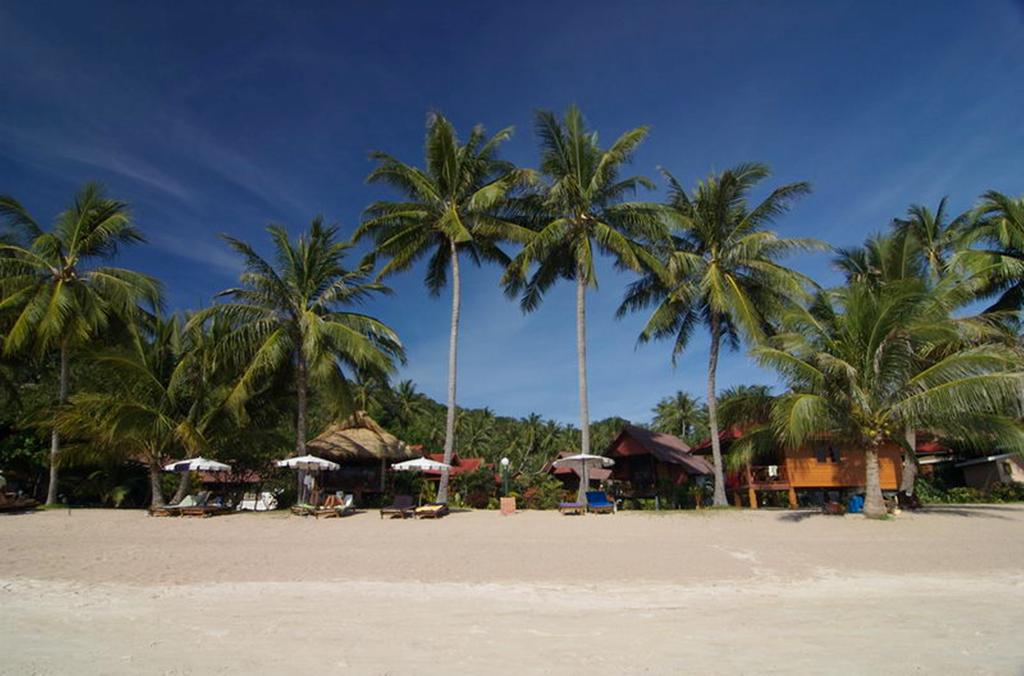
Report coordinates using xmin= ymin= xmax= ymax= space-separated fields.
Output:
xmin=422 ymin=453 xmax=488 ymax=479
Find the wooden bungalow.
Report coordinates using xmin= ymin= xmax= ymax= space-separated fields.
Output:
xmin=306 ymin=410 xmax=416 ymax=501
xmin=691 ymin=432 xmax=902 ymax=508
xmin=604 ymin=426 xmax=714 ymax=496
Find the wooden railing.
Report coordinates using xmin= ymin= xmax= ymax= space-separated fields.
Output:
xmin=745 ymin=465 xmax=789 ymax=486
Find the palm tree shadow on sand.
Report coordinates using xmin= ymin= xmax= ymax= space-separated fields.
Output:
xmin=775 ymin=504 xmax=1016 ymax=522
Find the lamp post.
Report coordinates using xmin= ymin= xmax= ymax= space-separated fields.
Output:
xmin=500 ymin=457 xmax=510 ymax=496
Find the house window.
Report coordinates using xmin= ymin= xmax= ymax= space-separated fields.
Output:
xmin=814 ymin=446 xmax=840 ymax=463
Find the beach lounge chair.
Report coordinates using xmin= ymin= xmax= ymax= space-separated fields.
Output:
xmin=414 ymin=502 xmax=449 ymax=519
xmin=0 ymin=492 xmax=39 ymax=513
xmin=314 ymin=493 xmax=355 ymax=518
xmin=380 ymin=494 xmax=415 ymax=519
xmin=179 ymin=493 xmax=233 ymax=517
xmin=291 ymin=503 xmax=316 ymax=516
xmin=586 ymin=491 xmax=615 ymax=514
xmin=149 ymin=492 xmax=202 ymax=517
xmin=558 ymin=501 xmax=585 ymax=515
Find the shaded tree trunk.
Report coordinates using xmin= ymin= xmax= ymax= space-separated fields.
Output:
xmin=295 ymin=354 xmax=308 ymax=455
xmin=46 ymin=341 xmax=70 ymax=506
xmin=437 ymin=241 xmax=460 ymax=505
xmin=706 ymin=317 xmax=728 ymax=506
xmin=899 ymin=425 xmax=918 ymax=497
xmin=148 ymin=459 xmax=166 ymax=508
xmin=172 ymin=471 xmax=191 ymax=505
xmin=863 ymin=444 xmax=886 ymax=518
xmin=576 ymin=269 xmax=591 ymax=505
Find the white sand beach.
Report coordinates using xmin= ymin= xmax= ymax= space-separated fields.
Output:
xmin=2 ymin=506 xmax=1023 ymax=675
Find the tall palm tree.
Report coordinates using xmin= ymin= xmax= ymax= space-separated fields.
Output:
xmin=651 ymin=391 xmax=707 ymax=443
xmin=357 ymin=113 xmax=531 ymax=503
xmin=754 ymin=281 xmax=1024 ymax=518
xmin=0 ymin=183 xmax=159 ymax=504
xmin=503 ymin=106 xmax=666 ymax=501
xmin=191 ymin=217 xmax=404 ymax=456
xmin=618 ymin=163 xmax=817 ymax=506
xmin=892 ymin=197 xmax=970 ymax=283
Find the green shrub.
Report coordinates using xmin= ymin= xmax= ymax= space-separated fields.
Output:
xmin=453 ymin=467 xmax=496 ymax=508
xmin=915 ymin=474 xmax=1024 ymax=504
xmin=989 ymin=481 xmax=1024 ymax=502
xmin=513 ymin=474 xmax=567 ymax=510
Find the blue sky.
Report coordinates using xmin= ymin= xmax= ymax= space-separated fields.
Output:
xmin=1 ymin=1 xmax=1022 ymax=425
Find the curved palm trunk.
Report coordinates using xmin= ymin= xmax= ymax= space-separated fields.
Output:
xmin=437 ymin=242 xmax=460 ymax=505
xmin=148 ymin=458 xmax=166 ymax=508
xmin=45 ymin=341 xmax=69 ymax=506
xmin=899 ymin=425 xmax=918 ymax=498
xmin=576 ymin=270 xmax=591 ymax=505
xmin=172 ymin=471 xmax=191 ymax=505
xmin=706 ymin=318 xmax=728 ymax=506
xmin=295 ymin=354 xmax=308 ymax=455
xmin=863 ymin=444 xmax=886 ymax=518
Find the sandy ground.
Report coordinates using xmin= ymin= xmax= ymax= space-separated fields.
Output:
xmin=2 ymin=505 xmax=1023 ymax=675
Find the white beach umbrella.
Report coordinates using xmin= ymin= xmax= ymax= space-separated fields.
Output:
xmin=553 ymin=454 xmax=614 ymax=504
xmin=275 ymin=455 xmax=340 ymax=471
xmin=163 ymin=457 xmax=232 ymax=473
xmin=276 ymin=455 xmax=340 ymax=505
xmin=391 ymin=456 xmax=451 ymax=472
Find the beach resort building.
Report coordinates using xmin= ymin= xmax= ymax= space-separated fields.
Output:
xmin=691 ymin=431 xmax=902 ymax=508
xmin=603 ymin=426 xmax=714 ymax=496
xmin=306 ymin=410 xmax=416 ymax=501
xmin=956 ymin=453 xmax=1024 ymax=490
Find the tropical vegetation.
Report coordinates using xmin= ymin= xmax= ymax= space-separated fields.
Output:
xmin=1 ymin=110 xmax=1022 ymax=517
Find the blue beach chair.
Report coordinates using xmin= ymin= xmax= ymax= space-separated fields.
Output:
xmin=586 ymin=491 xmax=615 ymax=514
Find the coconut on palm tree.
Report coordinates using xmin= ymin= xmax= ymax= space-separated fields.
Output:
xmin=618 ymin=163 xmax=818 ymax=506
xmin=503 ymin=106 xmax=667 ymax=503
xmin=754 ymin=281 xmax=1024 ymax=518
xmin=190 ymin=217 xmax=404 ymax=457
xmin=356 ymin=113 xmax=532 ymax=503
xmin=0 ymin=183 xmax=160 ymax=504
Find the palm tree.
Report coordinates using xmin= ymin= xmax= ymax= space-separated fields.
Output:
xmin=618 ymin=163 xmax=817 ymax=506
xmin=833 ymin=230 xmax=923 ymax=288
xmin=834 ymin=224 xmax=1002 ymax=497
xmin=753 ymin=281 xmax=1024 ymax=518
xmin=0 ymin=183 xmax=159 ymax=504
xmin=389 ymin=379 xmax=428 ymax=427
xmin=357 ymin=113 xmax=531 ymax=503
xmin=651 ymin=391 xmax=707 ymax=443
xmin=892 ymin=198 xmax=970 ymax=283
xmin=54 ymin=315 xmax=213 ymax=507
xmin=503 ymin=106 xmax=666 ymax=500
xmin=191 ymin=217 xmax=404 ymax=456
xmin=960 ymin=190 xmax=1024 ymax=316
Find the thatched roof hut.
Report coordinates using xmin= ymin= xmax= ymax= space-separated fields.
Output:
xmin=306 ymin=410 xmax=415 ymax=464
